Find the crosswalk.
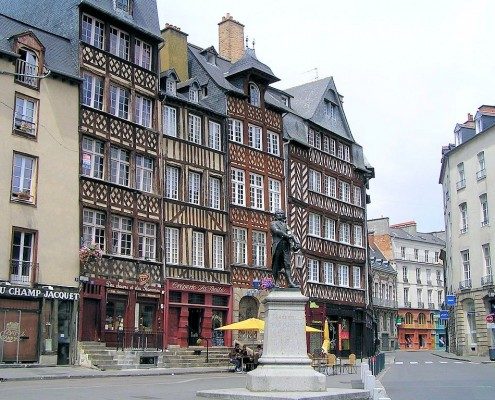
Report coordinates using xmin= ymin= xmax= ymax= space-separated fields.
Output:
xmin=394 ymin=360 xmax=480 ymax=365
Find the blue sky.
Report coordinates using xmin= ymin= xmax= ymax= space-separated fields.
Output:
xmin=157 ymin=0 xmax=495 ymax=232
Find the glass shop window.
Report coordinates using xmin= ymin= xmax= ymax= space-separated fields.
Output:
xmin=105 ymin=298 xmax=126 ymax=330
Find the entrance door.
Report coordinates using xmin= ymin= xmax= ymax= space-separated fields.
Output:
xmin=419 ymin=334 xmax=426 ymax=348
xmin=188 ymin=308 xmax=203 ymax=346
xmin=81 ymin=299 xmax=100 ymax=341
xmin=0 ymin=308 xmax=39 ymax=362
xmin=167 ymin=307 xmax=180 ymax=346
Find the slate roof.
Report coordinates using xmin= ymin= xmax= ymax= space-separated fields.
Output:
xmin=390 ymin=227 xmax=445 ymax=246
xmin=225 ymin=47 xmax=279 ymax=83
xmin=370 ymin=245 xmax=396 ymax=274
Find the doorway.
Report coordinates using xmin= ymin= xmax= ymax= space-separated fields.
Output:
xmin=419 ymin=334 xmax=427 ymax=348
xmin=188 ymin=308 xmax=203 ymax=346
xmin=81 ymin=298 xmax=100 ymax=341
xmin=0 ymin=307 xmax=39 ymax=362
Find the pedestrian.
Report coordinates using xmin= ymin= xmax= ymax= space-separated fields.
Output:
xmin=229 ymin=343 xmax=242 ymax=372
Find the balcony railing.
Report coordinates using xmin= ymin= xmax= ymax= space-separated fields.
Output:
xmin=427 ymin=280 xmax=432 ymax=286
xmin=10 ymin=260 xmax=38 ymax=285
xmin=372 ymin=297 xmax=398 ymax=308
xmin=13 ymin=117 xmax=36 ymax=135
xmin=481 ymin=275 xmax=493 ymax=286
xmin=404 ymin=301 xmax=412 ymax=308
xmin=393 ymin=252 xmax=441 ymax=264
xmin=437 ymin=279 xmax=443 ymax=286
xmin=481 ymin=220 xmax=489 ymax=227
xmin=460 ymin=227 xmax=468 ymax=234
xmin=15 ymin=58 xmax=38 ymax=87
xmin=403 ymin=277 xmax=409 ymax=283
xmin=417 ymin=301 xmax=425 ymax=309
xmin=476 ymin=169 xmax=487 ymax=181
xmin=417 ymin=279 xmax=422 ymax=284
xmin=459 ymin=279 xmax=472 ymax=290
xmin=428 ymin=302 xmax=436 ymax=309
xmin=456 ymin=179 xmax=466 ymax=190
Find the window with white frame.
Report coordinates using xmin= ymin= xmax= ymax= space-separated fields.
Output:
xmin=416 ymin=267 xmax=421 ymax=282
xmin=353 ymin=266 xmax=361 ymax=288
xmin=110 ymin=84 xmax=130 ymax=119
xmin=339 ymin=222 xmax=350 ymax=244
xmin=308 ymin=259 xmax=319 ymax=282
xmin=252 ymin=231 xmax=266 ymax=267
xmin=135 ymin=155 xmax=153 ymax=192
xmin=14 ymin=94 xmax=38 ymax=135
xmin=466 ymin=300 xmax=477 ymax=344
xmin=323 ymin=262 xmax=334 ymax=285
xmin=189 ymin=88 xmax=199 ymax=103
xmin=231 ymin=168 xmax=245 ymax=206
xmin=110 ymin=146 xmax=129 ymax=186
xmin=343 ymin=145 xmax=350 ymax=162
xmin=461 ymin=250 xmax=471 ymax=281
xmin=192 ymin=231 xmax=204 ymax=267
xmin=425 ymin=250 xmax=429 ymax=263
xmin=354 ymin=186 xmax=362 ymax=206
xmin=339 ymin=264 xmax=349 ymax=286
xmin=165 ymin=78 xmax=176 ymax=95
xmin=457 ymin=162 xmax=466 ymax=188
xmin=339 ymin=181 xmax=350 ymax=202
xmin=402 ymin=266 xmax=408 ymax=281
xmin=436 ymin=270 xmax=442 ymax=282
xmin=82 ymin=136 xmax=104 ymax=179
xmin=401 ymin=246 xmax=406 ymax=259
xmin=82 ymin=72 xmax=104 ymax=111
xmin=337 ymin=143 xmax=344 ymax=159
xmin=248 ymin=124 xmax=262 ymax=150
xmin=308 ymin=169 xmax=322 ymax=193
xmin=477 ymin=151 xmax=486 ymax=179
xmin=228 ymin=119 xmax=243 ymax=143
xmin=11 ymin=153 xmax=36 ymax=202
xmin=307 ymin=129 xmax=315 ymax=147
xmin=212 ymin=235 xmax=224 ymax=270
xmin=325 ymin=101 xmax=337 ymax=121
xmin=111 ymin=215 xmax=132 ymax=256
xmin=209 ymin=121 xmax=221 ymax=151
xmin=81 ymin=14 xmax=104 ymax=49
xmin=138 ymin=222 xmax=156 ymax=260
xmin=323 ymin=217 xmax=336 ymax=240
xmin=459 ymin=202 xmax=468 ymax=233
xmin=482 ymin=243 xmax=492 ymax=277
xmin=134 ymin=95 xmax=152 ymax=128
xmin=165 ymin=227 xmax=179 ymax=264
xmin=188 ymin=114 xmax=201 ymax=144
xmin=353 ymin=225 xmax=363 ymax=247
xmin=232 ymin=227 xmax=247 ymax=264
xmin=308 ymin=213 xmax=321 ymax=236
xmin=188 ymin=171 xmax=201 ymax=205
xmin=250 ymin=173 xmax=264 ymax=209
xmin=82 ymin=208 xmax=106 ymax=250
xmin=134 ymin=38 xmax=151 ymax=70
xmin=480 ymin=194 xmax=489 ymax=226
xmin=323 ymin=136 xmax=329 ymax=153
xmin=267 ymin=131 xmax=280 ymax=156
xmin=165 ymin=165 xmax=179 ymax=200
xmin=162 ymin=106 xmax=177 ymax=137
xmin=209 ymin=176 xmax=221 ymax=210
xmin=249 ymin=83 xmax=260 ymax=107
xmin=438 ymin=290 xmax=443 ymax=307
xmin=268 ymin=178 xmax=281 ymax=213
xmin=11 ymin=229 xmax=35 ymax=285
xmin=109 ymin=26 xmax=130 ymax=60
xmin=329 ymin=138 xmax=336 ymax=155
xmin=314 ymin=132 xmax=321 ymax=149
xmin=414 ymin=248 xmax=419 ymax=260
xmin=115 ymin=0 xmax=131 ymax=13
xmin=427 ymin=289 xmax=433 ymax=305
xmin=326 ymin=176 xmax=336 ymax=198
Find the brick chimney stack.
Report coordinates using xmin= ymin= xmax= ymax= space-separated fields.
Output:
xmin=218 ymin=13 xmax=245 ymax=63
xmin=467 ymin=113 xmax=473 ymax=122
xmin=160 ymin=23 xmax=189 ymax=81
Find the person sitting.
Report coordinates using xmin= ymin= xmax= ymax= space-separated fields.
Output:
xmin=241 ymin=344 xmax=255 ymax=371
xmin=229 ymin=343 xmax=242 ymax=372
xmin=253 ymin=345 xmax=263 ymax=368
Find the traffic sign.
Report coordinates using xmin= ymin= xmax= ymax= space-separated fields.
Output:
xmin=440 ymin=310 xmax=449 ymax=320
xmin=486 ymin=314 xmax=494 ymax=323
xmin=446 ymin=295 xmax=456 ymax=306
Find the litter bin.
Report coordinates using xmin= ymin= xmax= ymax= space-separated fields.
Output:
xmin=489 ymin=348 xmax=495 ymax=361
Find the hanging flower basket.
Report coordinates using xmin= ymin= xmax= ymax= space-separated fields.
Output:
xmin=79 ymin=244 xmax=103 ymax=264
xmin=260 ymin=276 xmax=275 ymax=290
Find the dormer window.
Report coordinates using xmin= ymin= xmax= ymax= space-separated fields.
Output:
xmin=115 ymin=0 xmax=132 ymax=14
xmin=166 ymin=78 xmax=176 ymax=95
xmin=206 ymin=52 xmax=216 ymax=65
xmin=16 ymin=48 xmax=39 ymax=88
xmin=475 ymin=117 xmax=482 ymax=134
xmin=189 ymin=88 xmax=199 ymax=103
xmin=325 ymin=100 xmax=337 ymax=121
xmin=249 ymin=83 xmax=260 ymax=107
xmin=281 ymin=96 xmax=290 ymax=107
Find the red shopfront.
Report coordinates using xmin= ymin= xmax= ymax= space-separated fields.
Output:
xmin=164 ymin=280 xmax=232 ymax=348
xmin=79 ymin=277 xmax=164 ymax=349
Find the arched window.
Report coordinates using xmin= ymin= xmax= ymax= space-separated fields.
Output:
xmin=238 ymin=296 xmax=259 ymax=321
xmin=429 ymin=313 xmax=435 ymax=324
xmin=418 ymin=313 xmax=426 ymax=325
xmin=405 ymin=312 xmax=413 ymax=324
xmin=249 ymin=83 xmax=260 ymax=107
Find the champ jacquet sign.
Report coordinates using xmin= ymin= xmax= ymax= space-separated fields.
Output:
xmin=0 ymin=285 xmax=79 ymax=301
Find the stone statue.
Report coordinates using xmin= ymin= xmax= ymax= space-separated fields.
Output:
xmin=271 ymin=210 xmax=301 ymax=288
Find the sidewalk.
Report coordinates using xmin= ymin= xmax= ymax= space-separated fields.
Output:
xmin=430 ymin=350 xmax=495 ymax=364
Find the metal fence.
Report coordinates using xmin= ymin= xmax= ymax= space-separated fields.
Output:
xmin=368 ymin=352 xmax=385 ymax=376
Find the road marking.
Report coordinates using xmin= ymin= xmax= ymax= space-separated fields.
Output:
xmin=472 ymin=362 xmax=480 ymax=364
xmin=425 ymin=361 xmax=433 ymax=364
xmin=454 ymin=361 xmax=463 ymax=364
xmin=410 ymin=361 xmax=418 ymax=364
xmin=395 ymin=361 xmax=403 ymax=364
xmin=440 ymin=361 xmax=448 ymax=364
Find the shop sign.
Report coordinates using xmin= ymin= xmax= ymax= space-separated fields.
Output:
xmin=138 ymin=272 xmax=151 ymax=286
xmin=170 ymin=281 xmax=229 ymax=294
xmin=105 ymin=280 xmax=160 ymax=293
xmin=0 ymin=285 xmax=79 ymax=301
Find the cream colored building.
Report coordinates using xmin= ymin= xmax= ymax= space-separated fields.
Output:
xmin=0 ymin=15 xmax=80 ymax=364
xmin=440 ymin=109 xmax=495 ymax=357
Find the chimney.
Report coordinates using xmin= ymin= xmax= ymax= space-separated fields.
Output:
xmin=467 ymin=113 xmax=473 ymax=122
xmin=218 ymin=13 xmax=245 ymax=63
xmin=368 ymin=230 xmax=375 ymax=247
xmin=160 ymin=24 xmax=189 ymax=81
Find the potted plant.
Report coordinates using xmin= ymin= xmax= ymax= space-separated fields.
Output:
xmin=79 ymin=243 xmax=103 ymax=264
xmin=16 ymin=190 xmax=31 ymax=201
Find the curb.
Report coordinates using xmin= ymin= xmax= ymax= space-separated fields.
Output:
xmin=430 ymin=351 xmax=495 ymax=364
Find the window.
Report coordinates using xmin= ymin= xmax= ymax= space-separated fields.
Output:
xmin=252 ymin=231 xmax=266 ymax=268
xmin=427 ymin=289 xmax=433 ymax=305
xmin=425 ymin=250 xmax=429 ymax=263
xmin=109 ymin=27 xmax=130 ymax=60
xmin=232 ymin=227 xmax=247 ymax=264
xmin=267 ymin=131 xmax=280 ymax=156
xmin=308 ymin=259 xmax=319 ymax=282
xmin=354 ymin=186 xmax=362 ymax=206
xmin=135 ymin=95 xmax=152 ymax=128
xmin=189 ymin=88 xmax=199 ymax=103
xmin=11 ymin=229 xmax=35 ymax=285
xmin=166 ymin=78 xmax=176 ymax=95
xmin=14 ymin=94 xmax=37 ymax=135
xmin=308 ymin=213 xmax=321 ymax=237
xmin=231 ymin=169 xmax=245 ymax=206
xmin=459 ymin=202 xmax=468 ymax=233
xmin=82 ymin=208 xmax=106 ymax=250
xmin=212 ymin=235 xmax=224 ymax=270
xmin=250 ymin=173 xmax=264 ymax=209
xmin=111 ymin=215 xmax=132 ymax=256
xmin=404 ymin=288 xmax=409 ymax=304
xmin=308 ymin=169 xmax=322 ymax=193
xmin=11 ymin=153 xmax=36 ymax=202
xmin=16 ymin=47 xmax=38 ymax=87
xmin=115 ymin=0 xmax=131 ymax=13
xmin=329 ymin=138 xmax=336 ymax=155
xmin=165 ymin=227 xmax=179 ymax=264
xmin=138 ymin=222 xmax=156 ymax=260
xmin=414 ymin=248 xmax=419 ymax=260
xmin=136 ymin=155 xmax=153 ymax=193
xmin=339 ymin=181 xmax=351 ymax=202
xmin=268 ymin=178 xmax=281 ymax=213
xmin=456 ymin=163 xmax=466 ymax=190
xmin=426 ymin=268 xmax=431 ymax=283
xmin=314 ymin=132 xmax=321 ymax=149
xmin=188 ymin=114 xmax=201 ymax=144
xmin=339 ymin=265 xmax=349 ymax=286
xmin=482 ymin=244 xmax=492 ymax=277
xmin=134 ymin=38 xmax=151 ymax=70
xmin=418 ymin=312 xmax=426 ymax=324
xmin=326 ymin=176 xmax=337 ymax=198
xmin=248 ymin=124 xmax=262 ymax=150
xmin=480 ymin=194 xmax=489 ymax=226
xmin=339 ymin=222 xmax=350 ymax=244
xmin=402 ymin=266 xmax=408 ymax=282
xmin=461 ymin=250 xmax=471 ymax=281
xmin=353 ymin=266 xmax=361 ymax=288
xmin=323 ymin=217 xmax=336 ymax=240
xmin=401 ymin=246 xmax=406 ymax=259
xmin=228 ymin=119 xmax=243 ymax=143
xmin=82 ymin=72 xmax=104 ymax=110
xmin=209 ymin=121 xmax=221 ymax=151
xmin=477 ymin=151 xmax=486 ymax=180
xmin=307 ymin=129 xmax=315 ymax=146
xmin=438 ymin=290 xmax=443 ymax=307
xmin=110 ymin=84 xmax=130 ymax=119
xmin=192 ymin=231 xmax=204 ymax=267
xmin=353 ymin=225 xmax=363 ymax=247
xmin=343 ymin=145 xmax=350 ymax=162
xmin=81 ymin=14 xmax=104 ymax=49
xmin=209 ymin=176 xmax=221 ymax=210
xmin=436 ymin=270 xmax=442 ymax=282
xmin=325 ymin=101 xmax=337 ymax=121
xmin=188 ymin=171 xmax=201 ymax=205
xmin=322 ymin=136 xmax=330 ymax=153
xmin=249 ymin=83 xmax=260 ymax=107
xmin=110 ymin=147 xmax=130 ymax=186
xmin=165 ymin=165 xmax=179 ymax=200
xmin=466 ymin=301 xmax=477 ymax=344
xmin=163 ymin=106 xmax=177 ymax=137
xmin=435 ymin=251 xmax=439 ymax=263
xmin=337 ymin=143 xmax=344 ymax=159
xmin=323 ymin=262 xmax=334 ymax=285
xmin=416 ymin=268 xmax=421 ymax=283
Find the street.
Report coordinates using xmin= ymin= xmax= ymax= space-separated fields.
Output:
xmin=381 ymin=351 xmax=495 ymax=400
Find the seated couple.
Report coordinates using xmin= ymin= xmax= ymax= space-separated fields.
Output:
xmin=229 ymin=343 xmax=263 ymax=372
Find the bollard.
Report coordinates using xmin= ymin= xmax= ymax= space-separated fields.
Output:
xmin=361 ymin=362 xmax=369 ymax=382
xmin=364 ymin=372 xmax=375 ymax=391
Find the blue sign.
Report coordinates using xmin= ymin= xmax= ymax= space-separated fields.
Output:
xmin=446 ymin=295 xmax=456 ymax=306
xmin=440 ymin=310 xmax=449 ymax=320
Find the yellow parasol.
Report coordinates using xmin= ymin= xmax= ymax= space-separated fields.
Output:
xmin=321 ymin=319 xmax=330 ymax=353
xmin=305 ymin=326 xmax=323 ymax=333
xmin=215 ymin=318 xmax=322 ymax=333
